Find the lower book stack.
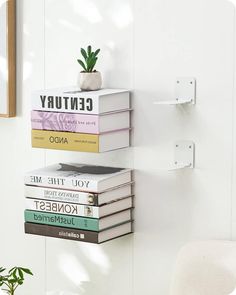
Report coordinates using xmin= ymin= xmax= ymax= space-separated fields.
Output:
xmin=24 ymin=163 xmax=134 ymax=244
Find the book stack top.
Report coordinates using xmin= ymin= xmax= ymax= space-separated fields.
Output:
xmin=31 ymin=87 xmax=130 ymax=115
xmin=25 ymin=163 xmax=132 ymax=192
xmin=31 ymin=88 xmax=131 ymax=153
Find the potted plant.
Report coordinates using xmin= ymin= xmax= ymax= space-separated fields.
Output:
xmin=77 ymin=45 xmax=102 ymax=91
xmin=0 ymin=266 xmax=33 ymax=295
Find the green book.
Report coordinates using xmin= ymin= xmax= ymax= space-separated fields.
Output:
xmin=24 ymin=210 xmax=99 ymax=231
xmin=24 ymin=209 xmax=132 ymax=232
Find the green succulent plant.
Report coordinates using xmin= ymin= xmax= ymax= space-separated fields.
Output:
xmin=77 ymin=45 xmax=100 ymax=72
xmin=0 ymin=267 xmax=33 ymax=295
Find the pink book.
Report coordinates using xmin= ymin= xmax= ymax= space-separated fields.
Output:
xmin=31 ymin=110 xmax=130 ymax=134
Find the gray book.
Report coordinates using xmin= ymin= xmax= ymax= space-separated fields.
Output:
xmin=25 ymin=222 xmax=133 ymax=244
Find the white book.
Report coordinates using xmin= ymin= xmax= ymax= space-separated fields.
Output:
xmin=25 ymin=196 xmax=133 ymax=218
xmin=24 ymin=163 xmax=132 ymax=193
xmin=98 ymin=222 xmax=132 ymax=243
xmin=24 ymin=183 xmax=133 ymax=205
xmin=31 ymin=87 xmax=130 ymax=115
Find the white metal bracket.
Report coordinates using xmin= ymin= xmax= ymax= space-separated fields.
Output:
xmin=154 ymin=77 xmax=196 ymax=105
xmin=168 ymin=141 xmax=195 ymax=171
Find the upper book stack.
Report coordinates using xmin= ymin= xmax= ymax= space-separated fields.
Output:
xmin=31 ymin=87 xmax=131 ymax=153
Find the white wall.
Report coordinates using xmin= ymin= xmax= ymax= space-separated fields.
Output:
xmin=0 ymin=0 xmax=236 ymax=294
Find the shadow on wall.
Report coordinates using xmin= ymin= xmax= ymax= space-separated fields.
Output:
xmin=46 ymin=235 xmax=133 ymax=295
xmin=58 ymin=243 xmax=110 ymax=294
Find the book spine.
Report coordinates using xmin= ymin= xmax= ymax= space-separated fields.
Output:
xmin=24 ymin=174 xmax=98 ymax=192
xmin=31 ymin=130 xmax=99 ymax=152
xmin=24 ymin=186 xmax=99 ymax=205
xmin=32 ymin=92 xmax=99 ymax=114
xmin=24 ymin=210 xmax=99 ymax=231
xmin=31 ymin=111 xmax=100 ymax=134
xmin=25 ymin=198 xmax=100 ymax=218
xmin=24 ymin=222 xmax=99 ymax=243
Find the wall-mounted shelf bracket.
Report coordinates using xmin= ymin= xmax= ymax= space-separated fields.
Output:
xmin=168 ymin=141 xmax=195 ymax=171
xmin=154 ymin=77 xmax=196 ymax=105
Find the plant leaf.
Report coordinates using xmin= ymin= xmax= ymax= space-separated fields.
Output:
xmin=77 ymin=59 xmax=87 ymax=71
xmin=12 ymin=272 xmax=17 ymax=280
xmin=21 ymin=268 xmax=33 ymax=276
xmin=9 ymin=267 xmax=17 ymax=273
xmin=0 ymin=268 xmax=6 ymax=273
xmin=80 ymin=48 xmax=87 ymax=60
xmin=86 ymin=57 xmax=94 ymax=72
xmin=85 ymin=57 xmax=90 ymax=71
xmin=18 ymin=268 xmax=24 ymax=280
xmin=94 ymin=49 xmax=100 ymax=56
xmin=90 ymin=57 xmax=98 ymax=72
xmin=87 ymin=45 xmax=92 ymax=56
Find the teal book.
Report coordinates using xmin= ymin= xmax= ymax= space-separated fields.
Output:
xmin=24 ymin=210 xmax=99 ymax=231
xmin=24 ymin=209 xmax=132 ymax=232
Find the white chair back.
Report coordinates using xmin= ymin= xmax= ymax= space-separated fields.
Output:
xmin=170 ymin=241 xmax=236 ymax=295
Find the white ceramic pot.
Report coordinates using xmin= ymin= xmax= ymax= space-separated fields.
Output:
xmin=79 ymin=71 xmax=102 ymax=91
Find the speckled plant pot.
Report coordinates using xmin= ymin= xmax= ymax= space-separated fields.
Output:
xmin=79 ymin=71 xmax=102 ymax=91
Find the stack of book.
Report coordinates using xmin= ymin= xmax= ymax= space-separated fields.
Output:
xmin=31 ymin=87 xmax=131 ymax=152
xmin=24 ymin=163 xmax=134 ymax=244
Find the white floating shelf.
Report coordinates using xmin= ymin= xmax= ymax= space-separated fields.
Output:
xmin=173 ymin=140 xmax=195 ymax=170
xmin=154 ymin=77 xmax=196 ymax=106
xmin=159 ymin=141 xmax=195 ymax=171
xmin=168 ymin=162 xmax=192 ymax=171
xmin=155 ymin=99 xmax=193 ymax=105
